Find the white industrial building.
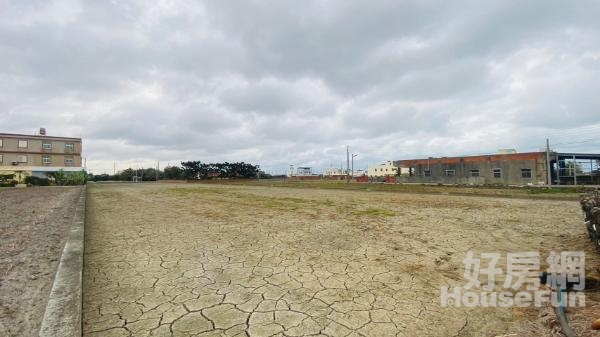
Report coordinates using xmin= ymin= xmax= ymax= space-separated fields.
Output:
xmin=288 ymin=165 xmax=318 ymax=177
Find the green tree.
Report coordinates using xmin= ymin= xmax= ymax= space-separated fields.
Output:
xmin=141 ymin=168 xmax=158 ymax=181
xmin=163 ymin=166 xmax=184 ymax=179
xmin=181 ymin=161 xmax=201 ymax=180
xmin=52 ymin=169 xmax=67 ymax=185
xmin=119 ymin=168 xmax=136 ymax=181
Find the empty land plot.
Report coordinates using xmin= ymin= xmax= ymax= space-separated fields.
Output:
xmin=83 ymin=183 xmax=596 ymax=337
xmin=0 ymin=186 xmax=83 ymax=337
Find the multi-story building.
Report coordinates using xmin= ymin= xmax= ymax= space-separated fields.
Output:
xmin=0 ymin=128 xmax=83 ymax=182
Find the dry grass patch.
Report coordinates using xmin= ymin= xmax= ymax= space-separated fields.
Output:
xmin=353 ymin=207 xmax=396 ymax=217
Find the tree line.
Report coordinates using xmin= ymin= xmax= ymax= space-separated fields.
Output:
xmin=90 ymin=167 xmax=162 ymax=182
xmin=89 ymin=161 xmax=265 ymax=182
xmin=180 ymin=161 xmax=260 ymax=180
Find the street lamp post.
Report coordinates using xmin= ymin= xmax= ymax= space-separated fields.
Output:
xmin=351 ymin=153 xmax=358 ymax=179
xmin=346 ymin=145 xmax=350 ymax=183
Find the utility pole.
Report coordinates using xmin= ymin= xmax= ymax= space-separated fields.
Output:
xmin=156 ymin=160 xmax=159 ymax=182
xmin=346 ymin=145 xmax=350 ymax=183
xmin=113 ymin=161 xmax=116 ymax=175
xmin=546 ymin=138 xmax=551 ymax=187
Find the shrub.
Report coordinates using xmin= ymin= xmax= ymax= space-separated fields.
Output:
xmin=24 ymin=176 xmax=50 ymax=186
xmin=51 ymin=169 xmax=88 ymax=185
xmin=0 ymin=180 xmax=17 ymax=187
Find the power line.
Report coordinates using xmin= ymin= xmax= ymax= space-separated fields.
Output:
xmin=552 ymin=138 xmax=600 ymax=146
xmin=536 ymin=125 xmax=600 ymax=144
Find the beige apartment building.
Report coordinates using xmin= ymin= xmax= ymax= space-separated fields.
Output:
xmin=0 ymin=128 xmax=83 ymax=182
xmin=367 ymin=160 xmax=410 ymax=177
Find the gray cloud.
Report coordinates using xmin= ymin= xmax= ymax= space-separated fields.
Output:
xmin=1 ymin=0 xmax=600 ymax=174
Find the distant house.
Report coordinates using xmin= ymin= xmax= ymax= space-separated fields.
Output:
xmin=367 ymin=161 xmax=400 ymax=177
xmin=287 ymin=165 xmax=320 ymax=181
xmin=323 ymin=167 xmax=345 ymax=176
xmin=296 ymin=167 xmax=312 ymax=176
xmin=323 ymin=167 xmax=346 ymax=181
xmin=0 ymin=128 xmax=83 ymax=182
xmin=353 ymin=169 xmax=367 ymax=177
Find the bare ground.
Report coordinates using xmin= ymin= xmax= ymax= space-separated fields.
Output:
xmin=82 ymin=183 xmax=597 ymax=337
xmin=0 ymin=186 xmax=83 ymax=337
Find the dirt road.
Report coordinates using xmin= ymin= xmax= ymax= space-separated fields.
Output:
xmin=0 ymin=186 xmax=83 ymax=337
xmin=82 ymin=183 xmax=595 ymax=337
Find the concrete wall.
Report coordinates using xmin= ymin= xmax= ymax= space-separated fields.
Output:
xmin=324 ymin=175 xmax=346 ymax=181
xmin=288 ymin=175 xmax=321 ymax=181
xmin=39 ymin=186 xmax=86 ymax=337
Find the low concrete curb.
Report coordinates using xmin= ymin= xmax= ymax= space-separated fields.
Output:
xmin=39 ymin=186 xmax=86 ymax=337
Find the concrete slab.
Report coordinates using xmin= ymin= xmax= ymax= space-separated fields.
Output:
xmin=39 ymin=186 xmax=86 ymax=337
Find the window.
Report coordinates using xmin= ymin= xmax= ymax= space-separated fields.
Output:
xmin=521 ymin=169 xmax=532 ymax=178
xmin=17 ymin=155 xmax=27 ymax=163
xmin=445 ymin=170 xmax=456 ymax=177
xmin=0 ymin=154 xmax=2 ymax=162
xmin=0 ymin=139 xmax=3 ymax=147
xmin=470 ymin=169 xmax=480 ymax=177
xmin=65 ymin=143 xmax=74 ymax=153
xmin=423 ymin=169 xmax=431 ymax=177
xmin=65 ymin=156 xmax=74 ymax=166
xmin=18 ymin=140 xmax=28 ymax=148
xmin=42 ymin=141 xmax=52 ymax=150
xmin=43 ymin=155 xmax=52 ymax=165
xmin=493 ymin=168 xmax=502 ymax=178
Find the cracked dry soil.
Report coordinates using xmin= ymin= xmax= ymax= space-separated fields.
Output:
xmin=83 ymin=183 xmax=588 ymax=337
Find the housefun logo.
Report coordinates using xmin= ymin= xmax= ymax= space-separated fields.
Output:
xmin=440 ymin=251 xmax=585 ymax=308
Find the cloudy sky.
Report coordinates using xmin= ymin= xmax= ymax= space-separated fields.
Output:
xmin=1 ymin=0 xmax=600 ymax=174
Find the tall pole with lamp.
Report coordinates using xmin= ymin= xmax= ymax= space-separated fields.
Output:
xmin=351 ymin=153 xmax=358 ymax=179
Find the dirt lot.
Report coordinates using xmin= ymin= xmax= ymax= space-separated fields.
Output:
xmin=0 ymin=186 xmax=83 ymax=337
xmin=83 ymin=183 xmax=598 ymax=337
